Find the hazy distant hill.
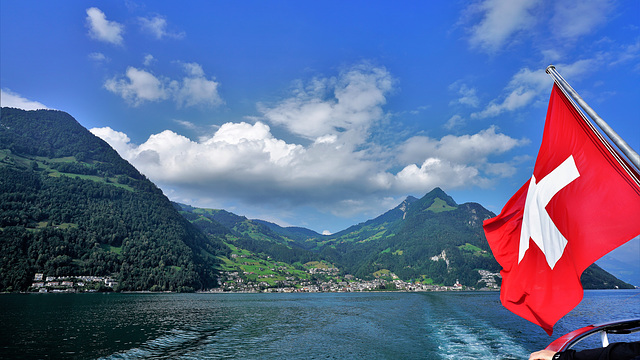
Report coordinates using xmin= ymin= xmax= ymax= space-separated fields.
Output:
xmin=595 ymin=240 xmax=640 ymax=287
xmin=252 ymin=219 xmax=322 ymax=242
xmin=0 ymin=107 xmax=227 ymax=292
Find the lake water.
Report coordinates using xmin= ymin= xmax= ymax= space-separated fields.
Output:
xmin=1 ymin=290 xmax=639 ymax=359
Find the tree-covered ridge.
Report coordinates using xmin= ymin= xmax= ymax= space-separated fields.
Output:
xmin=1 ymin=107 xmax=141 ymax=179
xmin=0 ymin=108 xmax=227 ymax=292
xmin=303 ymin=190 xmax=501 ymax=285
xmin=174 ymin=203 xmax=320 ymax=265
xmin=324 ymin=196 xmax=418 ymax=245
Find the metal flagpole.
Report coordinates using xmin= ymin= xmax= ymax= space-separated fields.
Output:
xmin=545 ymin=65 xmax=640 ymax=172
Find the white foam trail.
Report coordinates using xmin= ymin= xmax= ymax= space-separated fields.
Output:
xmin=433 ymin=317 xmax=530 ymax=360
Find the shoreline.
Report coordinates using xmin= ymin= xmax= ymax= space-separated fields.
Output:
xmin=7 ymin=287 xmax=639 ymax=295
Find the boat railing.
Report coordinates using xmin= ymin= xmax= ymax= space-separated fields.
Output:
xmin=545 ymin=318 xmax=640 ymax=352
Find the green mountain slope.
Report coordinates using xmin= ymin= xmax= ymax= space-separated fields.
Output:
xmin=0 ymin=108 xmax=227 ymax=292
xmin=306 ymin=188 xmax=498 ymax=285
xmin=191 ymin=188 xmax=633 ymax=290
xmin=174 ymin=203 xmax=320 ymax=265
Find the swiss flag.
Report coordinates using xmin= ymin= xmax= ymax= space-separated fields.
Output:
xmin=483 ymin=84 xmax=640 ymax=335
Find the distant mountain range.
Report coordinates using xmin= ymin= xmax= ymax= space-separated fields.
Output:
xmin=0 ymin=107 xmax=633 ymax=291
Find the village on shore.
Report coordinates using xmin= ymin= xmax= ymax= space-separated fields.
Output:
xmin=205 ymin=267 xmax=501 ymax=293
xmin=29 ymin=273 xmax=118 ymax=293
xmin=26 ymin=266 xmax=501 ymax=294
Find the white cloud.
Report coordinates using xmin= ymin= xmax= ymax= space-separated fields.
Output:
xmin=471 ymin=86 xmax=539 ymax=119
xmin=174 ymin=119 xmax=197 ymax=130
xmin=104 ymin=67 xmax=169 ymax=106
xmin=471 ymin=59 xmax=598 ymax=119
xmin=389 ymin=127 xmax=529 ymax=192
xmin=104 ymin=63 xmax=222 ymax=107
xmin=444 ymin=115 xmax=465 ymax=130
xmin=91 ymin=123 xmax=305 ymax=193
xmin=86 ymin=7 xmax=124 ymax=45
xmin=174 ymin=63 xmax=223 ymax=108
xmin=89 ymin=127 xmax=136 ymax=159
xmin=88 ymin=52 xmax=108 ymax=62
xmin=393 ymin=158 xmax=485 ymax=192
xmin=139 ymin=15 xmax=185 ymax=40
xmin=463 ymin=0 xmax=618 ymax=56
xmin=260 ymin=64 xmax=393 ymax=142
xmin=397 ymin=126 xmax=528 ymax=168
xmin=466 ymin=0 xmax=540 ymax=53
xmin=143 ymin=54 xmax=155 ymax=66
xmin=449 ymin=82 xmax=480 ymax=107
xmin=0 ymin=89 xmax=49 ymax=110
xmin=92 ymin=122 xmax=525 ymax=218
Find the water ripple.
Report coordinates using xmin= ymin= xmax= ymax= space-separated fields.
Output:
xmin=100 ymin=327 xmax=221 ymax=360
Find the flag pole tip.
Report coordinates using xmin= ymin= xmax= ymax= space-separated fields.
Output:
xmin=546 ymin=65 xmax=556 ymax=74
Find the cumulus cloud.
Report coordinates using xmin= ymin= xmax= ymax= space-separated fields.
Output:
xmin=104 ymin=67 xmax=169 ymax=105
xmin=91 ymin=122 xmax=305 ymax=195
xmin=260 ymin=64 xmax=393 ymax=142
xmin=393 ymin=158 xmax=484 ymax=192
xmin=0 ymin=89 xmax=49 ymax=110
xmin=104 ymin=63 xmax=222 ymax=107
xmin=373 ymin=127 xmax=529 ymax=194
xmin=174 ymin=63 xmax=223 ymax=107
xmin=398 ymin=126 xmax=527 ymax=164
xmin=90 ymin=127 xmax=135 ymax=159
xmin=92 ymin=122 xmax=525 ymax=217
xmin=86 ymin=7 xmax=124 ymax=45
xmin=139 ymin=14 xmax=185 ymax=39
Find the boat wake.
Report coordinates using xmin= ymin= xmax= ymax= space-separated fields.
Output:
xmin=419 ymin=293 xmax=534 ymax=360
xmin=432 ymin=316 xmax=530 ymax=360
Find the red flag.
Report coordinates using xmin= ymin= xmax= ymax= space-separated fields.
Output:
xmin=483 ymin=84 xmax=640 ymax=335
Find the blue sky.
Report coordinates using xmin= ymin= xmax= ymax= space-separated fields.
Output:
xmin=2 ymin=0 xmax=639 ymax=240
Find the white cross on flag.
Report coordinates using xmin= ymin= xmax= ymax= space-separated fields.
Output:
xmin=483 ymin=84 xmax=640 ymax=335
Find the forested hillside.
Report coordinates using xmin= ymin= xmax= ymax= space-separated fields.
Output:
xmin=0 ymin=108 xmax=227 ymax=292
xmin=174 ymin=203 xmax=320 ymax=265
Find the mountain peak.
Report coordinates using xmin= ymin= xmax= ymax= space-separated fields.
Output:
xmin=425 ymin=187 xmax=455 ymax=203
xmin=406 ymin=187 xmax=458 ymax=215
